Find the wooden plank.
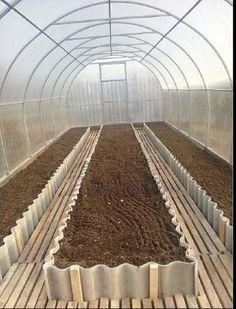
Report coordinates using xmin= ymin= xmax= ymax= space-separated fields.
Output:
xmin=0 ymin=263 xmax=27 ymax=308
xmin=15 ymin=262 xmax=43 ymax=308
xmin=67 ymin=301 xmax=78 ymax=308
xmin=121 ymin=297 xmax=130 ymax=309
xmin=46 ymin=300 xmax=57 ymax=308
xmin=57 ymin=300 xmax=67 ymax=308
xmin=142 ymin=298 xmax=153 ymax=308
xmin=197 ymin=295 xmax=211 ymax=309
xmin=20 ymin=135 xmax=93 ymax=263
xmin=153 ymin=298 xmax=164 ymax=308
xmin=131 ymin=298 xmax=141 ymax=308
xmin=26 ymin=271 xmax=45 ymax=308
xmin=0 ymin=263 xmax=19 ymax=297
xmin=210 ymin=254 xmax=233 ymax=299
xmin=142 ymin=130 xmax=226 ymax=253
xmin=218 ymin=253 xmax=233 ymax=279
xmin=4 ymin=263 xmax=35 ymax=308
xmin=110 ymin=300 xmax=120 ymax=308
xmin=88 ymin=299 xmax=99 ymax=308
xmin=99 ymin=297 xmax=109 ymax=308
xmin=164 ymin=297 xmax=175 ymax=308
xmin=70 ymin=266 xmax=83 ymax=302
xmin=35 ymin=285 xmax=48 ymax=308
xmin=198 ymin=260 xmax=222 ymax=308
xmin=185 ymin=295 xmax=198 ymax=308
xmin=201 ymin=254 xmax=232 ymax=308
xmin=78 ymin=301 xmax=88 ymax=308
xmin=174 ymin=294 xmax=186 ymax=308
xmin=150 ymin=264 xmax=159 ymax=298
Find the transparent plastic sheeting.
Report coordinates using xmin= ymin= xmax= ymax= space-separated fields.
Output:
xmin=0 ymin=99 xmax=69 ymax=182
xmin=67 ymin=62 xmax=162 ymax=126
xmin=0 ymin=0 xmax=233 ymax=180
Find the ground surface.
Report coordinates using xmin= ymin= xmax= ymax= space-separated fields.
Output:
xmin=147 ymin=122 xmax=232 ymax=223
xmin=55 ymin=124 xmax=187 ymax=268
xmin=0 ymin=127 xmax=86 ymax=244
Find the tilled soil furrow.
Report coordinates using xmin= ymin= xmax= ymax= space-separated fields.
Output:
xmin=55 ymin=124 xmax=187 ymax=267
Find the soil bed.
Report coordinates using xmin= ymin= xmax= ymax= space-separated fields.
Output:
xmin=147 ymin=122 xmax=232 ymax=223
xmin=0 ymin=127 xmax=86 ymax=244
xmin=55 ymin=124 xmax=187 ymax=268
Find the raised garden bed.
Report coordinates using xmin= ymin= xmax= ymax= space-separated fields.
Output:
xmin=0 ymin=127 xmax=86 ymax=244
xmin=147 ymin=122 xmax=232 ymax=223
xmin=44 ymin=124 xmax=197 ymax=301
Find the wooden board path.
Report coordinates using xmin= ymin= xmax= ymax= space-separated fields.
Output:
xmin=0 ymin=128 xmax=232 ymax=308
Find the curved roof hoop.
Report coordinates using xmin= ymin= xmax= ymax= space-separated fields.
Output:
xmin=49 ymin=43 xmax=177 ymax=105
xmin=0 ymin=0 xmax=231 ymax=101
xmin=64 ymin=51 xmax=167 ymax=106
xmin=26 ymin=20 xmax=206 ymax=107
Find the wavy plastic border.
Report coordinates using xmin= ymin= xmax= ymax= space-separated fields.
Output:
xmin=144 ymin=123 xmax=233 ymax=253
xmin=0 ymin=127 xmax=91 ymax=280
xmin=43 ymin=124 xmax=197 ymax=302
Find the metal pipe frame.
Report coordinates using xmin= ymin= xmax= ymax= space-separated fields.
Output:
xmin=0 ymin=0 xmax=232 ymax=173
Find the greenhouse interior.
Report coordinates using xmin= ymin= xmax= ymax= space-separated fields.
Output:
xmin=0 ymin=0 xmax=233 ymax=308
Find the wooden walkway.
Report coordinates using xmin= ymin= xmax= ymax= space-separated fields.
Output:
xmin=0 ymin=128 xmax=233 ymax=308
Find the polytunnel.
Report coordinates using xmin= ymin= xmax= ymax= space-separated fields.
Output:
xmin=0 ymin=0 xmax=233 ymax=308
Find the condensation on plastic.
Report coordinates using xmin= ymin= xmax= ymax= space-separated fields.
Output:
xmin=0 ymin=103 xmax=29 ymax=171
xmin=41 ymin=99 xmax=56 ymax=142
xmin=207 ymin=90 xmax=232 ymax=161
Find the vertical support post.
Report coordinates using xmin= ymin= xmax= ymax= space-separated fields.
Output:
xmin=205 ymin=90 xmax=211 ymax=148
xmin=149 ymin=264 xmax=159 ymax=298
xmin=99 ymin=64 xmax=105 ymax=125
xmin=22 ymin=101 xmax=32 ymax=157
xmin=70 ymin=266 xmax=83 ymax=302
xmin=189 ymin=90 xmax=192 ymax=137
xmin=124 ymin=61 xmax=129 ymax=122
xmin=39 ymin=99 xmax=47 ymax=145
xmin=219 ymin=217 xmax=228 ymax=245
xmin=177 ymin=90 xmax=180 ymax=129
xmin=0 ymin=127 xmax=10 ymax=174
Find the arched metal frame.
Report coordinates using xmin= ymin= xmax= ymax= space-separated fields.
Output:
xmin=0 ymin=0 xmax=233 ymax=172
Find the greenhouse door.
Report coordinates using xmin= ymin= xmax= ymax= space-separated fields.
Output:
xmin=99 ymin=62 xmax=129 ymax=124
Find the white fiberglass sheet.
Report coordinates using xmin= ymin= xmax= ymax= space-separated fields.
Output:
xmin=101 ymin=63 xmax=125 ymax=81
xmin=169 ymin=91 xmax=179 ymax=128
xmin=0 ymin=103 xmax=29 ymax=171
xmin=207 ymin=90 xmax=232 ymax=161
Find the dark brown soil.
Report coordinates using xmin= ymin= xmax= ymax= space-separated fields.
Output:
xmin=55 ymin=124 xmax=187 ymax=268
xmin=0 ymin=127 xmax=86 ymax=244
xmin=147 ymin=122 xmax=232 ymax=223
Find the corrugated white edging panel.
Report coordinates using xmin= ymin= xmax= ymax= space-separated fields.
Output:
xmin=0 ymin=127 xmax=91 ymax=280
xmin=144 ymin=123 xmax=233 ymax=253
xmin=179 ymin=90 xmax=191 ymax=136
xmin=0 ymin=103 xmax=29 ymax=172
xmin=190 ymin=90 xmax=208 ymax=146
xmin=44 ymin=125 xmax=197 ymax=301
xmin=207 ymin=90 xmax=232 ymax=162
